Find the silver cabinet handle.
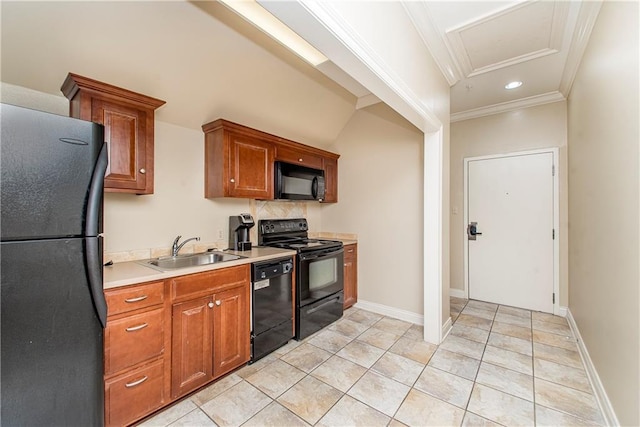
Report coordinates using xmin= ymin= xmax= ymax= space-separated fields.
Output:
xmin=124 ymin=295 xmax=148 ymax=303
xmin=230 ymin=178 xmax=235 ymax=183
xmin=125 ymin=376 xmax=148 ymax=388
xmin=215 ymin=300 xmax=221 ymax=306
xmin=139 ymin=168 xmax=146 ymax=174
xmin=125 ymin=323 xmax=148 ymax=332
xmin=298 ymin=158 xmax=303 ymax=162
xmin=208 ymin=302 xmax=214 ymax=308
xmin=347 ymin=249 xmax=354 ymax=253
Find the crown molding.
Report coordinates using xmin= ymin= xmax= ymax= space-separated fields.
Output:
xmin=451 ymin=91 xmax=565 ymax=122
xmin=559 ymin=0 xmax=603 ymax=96
xmin=297 ymin=1 xmax=443 ymax=132
xmin=401 ymin=1 xmax=462 ymax=86
xmin=446 ymin=1 xmax=570 ymax=78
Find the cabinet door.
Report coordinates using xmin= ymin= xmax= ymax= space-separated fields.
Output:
xmin=212 ymin=284 xmax=250 ymax=378
xmin=171 ymin=296 xmax=213 ymax=398
xmin=91 ymin=98 xmax=152 ymax=193
xmin=228 ymin=132 xmax=274 ymax=199
xmin=275 ymin=145 xmax=323 ymax=169
xmin=343 ymin=244 xmax=358 ymax=309
xmin=323 ymin=157 xmax=338 ymax=203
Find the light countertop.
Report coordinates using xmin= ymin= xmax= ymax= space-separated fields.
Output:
xmin=338 ymin=239 xmax=358 ymax=246
xmin=104 ymin=247 xmax=296 ymax=290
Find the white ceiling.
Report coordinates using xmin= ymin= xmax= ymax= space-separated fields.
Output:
xmin=248 ymin=0 xmax=602 ymax=122
xmin=0 ymin=1 xmax=358 ymax=146
xmin=397 ymin=1 xmax=602 ymax=120
xmin=0 ymin=0 xmax=603 ymax=131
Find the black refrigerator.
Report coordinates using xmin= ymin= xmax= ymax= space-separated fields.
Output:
xmin=1 ymin=103 xmax=108 ymax=425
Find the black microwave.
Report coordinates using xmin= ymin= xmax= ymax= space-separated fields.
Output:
xmin=275 ymin=161 xmax=325 ymax=201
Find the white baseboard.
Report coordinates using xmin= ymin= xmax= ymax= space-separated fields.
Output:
xmin=442 ymin=316 xmax=453 ymax=339
xmin=566 ymin=309 xmax=619 ymax=426
xmin=354 ymin=300 xmax=424 ymax=325
xmin=354 ymin=299 xmax=453 ymax=342
xmin=449 ymin=288 xmax=466 ymax=299
xmin=557 ymin=305 xmax=568 ymax=317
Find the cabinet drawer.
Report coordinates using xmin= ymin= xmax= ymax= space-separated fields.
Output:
xmin=171 ymin=265 xmax=249 ymax=301
xmin=105 ymin=359 xmax=166 ymax=427
xmin=106 ymin=281 xmax=164 ymax=316
xmin=276 ymin=145 xmax=323 ymax=169
xmin=344 ymin=244 xmax=357 ymax=260
xmin=105 ymin=308 xmax=164 ymax=374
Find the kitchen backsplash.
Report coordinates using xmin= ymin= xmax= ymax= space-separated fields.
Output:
xmin=105 ymin=200 xmax=311 ymax=263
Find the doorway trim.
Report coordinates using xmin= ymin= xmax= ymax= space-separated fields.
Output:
xmin=463 ymin=148 xmax=560 ymax=315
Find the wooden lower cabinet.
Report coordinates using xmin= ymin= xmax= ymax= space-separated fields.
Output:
xmin=212 ymin=285 xmax=250 ymax=378
xmin=170 ymin=265 xmax=251 ymax=399
xmin=104 ymin=264 xmax=252 ymax=426
xmin=103 ymin=281 xmax=167 ymax=427
xmin=171 ymin=296 xmax=213 ymax=398
xmin=105 ymin=359 xmax=166 ymax=427
xmin=343 ymin=243 xmax=358 ymax=309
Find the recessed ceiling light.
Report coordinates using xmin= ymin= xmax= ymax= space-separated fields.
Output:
xmin=505 ymin=81 xmax=523 ymax=90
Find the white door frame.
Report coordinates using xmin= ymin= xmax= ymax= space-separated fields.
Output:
xmin=463 ymin=148 xmax=560 ymax=315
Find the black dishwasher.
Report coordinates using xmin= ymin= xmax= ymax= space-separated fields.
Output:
xmin=251 ymin=257 xmax=294 ymax=363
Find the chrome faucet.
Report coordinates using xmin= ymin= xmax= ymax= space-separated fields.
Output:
xmin=172 ymin=235 xmax=200 ymax=257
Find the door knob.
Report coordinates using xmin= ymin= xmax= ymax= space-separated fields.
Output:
xmin=215 ymin=300 xmax=221 ymax=306
xmin=208 ymin=302 xmax=214 ymax=308
xmin=467 ymin=222 xmax=483 ymax=240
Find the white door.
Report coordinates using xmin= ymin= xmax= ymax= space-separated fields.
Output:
xmin=467 ymin=152 xmax=555 ymax=313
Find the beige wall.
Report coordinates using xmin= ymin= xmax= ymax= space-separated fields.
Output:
xmin=0 ymin=1 xmax=355 ymax=146
xmin=567 ymin=1 xmax=639 ymax=425
xmin=449 ymin=102 xmax=569 ymax=304
xmin=1 ymin=0 xmax=452 ymax=330
xmin=0 ymin=83 xmax=324 ymax=257
xmin=0 ymin=0 xmax=360 ymax=258
xmin=321 ymin=104 xmax=425 ymax=315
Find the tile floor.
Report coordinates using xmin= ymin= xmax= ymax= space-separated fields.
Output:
xmin=138 ymin=298 xmax=604 ymax=426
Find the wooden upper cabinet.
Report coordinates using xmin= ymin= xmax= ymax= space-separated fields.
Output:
xmin=202 ymin=119 xmax=340 ymax=202
xmin=322 ymin=157 xmax=338 ymax=203
xmin=203 ymin=120 xmax=274 ymax=200
xmin=61 ymin=73 xmax=166 ymax=194
xmin=275 ymin=144 xmax=324 ymax=170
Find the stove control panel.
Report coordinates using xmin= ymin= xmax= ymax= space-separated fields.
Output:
xmin=259 ymin=218 xmax=308 ymax=235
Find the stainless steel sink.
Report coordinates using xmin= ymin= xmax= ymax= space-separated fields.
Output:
xmin=138 ymin=251 xmax=245 ymax=271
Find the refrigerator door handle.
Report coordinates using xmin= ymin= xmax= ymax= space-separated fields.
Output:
xmin=86 ymin=237 xmax=108 ymax=328
xmin=85 ymin=142 xmax=108 ymax=237
xmin=85 ymin=140 xmax=108 ymax=328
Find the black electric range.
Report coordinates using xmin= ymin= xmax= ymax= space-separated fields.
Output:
xmin=258 ymin=219 xmax=342 ymax=250
xmin=258 ymin=219 xmax=344 ymax=340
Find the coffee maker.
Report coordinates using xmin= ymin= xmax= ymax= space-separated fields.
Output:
xmin=229 ymin=213 xmax=255 ymax=251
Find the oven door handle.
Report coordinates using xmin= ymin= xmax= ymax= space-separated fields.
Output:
xmin=306 ymin=295 xmax=341 ymax=315
xmin=300 ymin=247 xmax=344 ymax=261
